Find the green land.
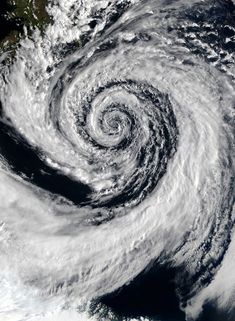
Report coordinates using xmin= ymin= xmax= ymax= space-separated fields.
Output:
xmin=0 ymin=0 xmax=50 ymax=52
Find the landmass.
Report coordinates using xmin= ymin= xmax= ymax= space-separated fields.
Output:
xmin=0 ymin=0 xmax=50 ymax=53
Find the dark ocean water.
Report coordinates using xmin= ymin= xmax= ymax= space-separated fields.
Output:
xmin=97 ymin=263 xmax=185 ymax=321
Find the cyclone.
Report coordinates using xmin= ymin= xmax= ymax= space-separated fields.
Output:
xmin=0 ymin=0 xmax=234 ymax=321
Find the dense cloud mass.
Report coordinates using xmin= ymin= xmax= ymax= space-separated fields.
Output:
xmin=0 ymin=0 xmax=234 ymax=320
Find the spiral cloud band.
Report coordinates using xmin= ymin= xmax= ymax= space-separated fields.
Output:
xmin=0 ymin=0 xmax=234 ymax=320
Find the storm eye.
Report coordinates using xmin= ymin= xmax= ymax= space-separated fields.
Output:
xmin=48 ymin=78 xmax=178 ymax=210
